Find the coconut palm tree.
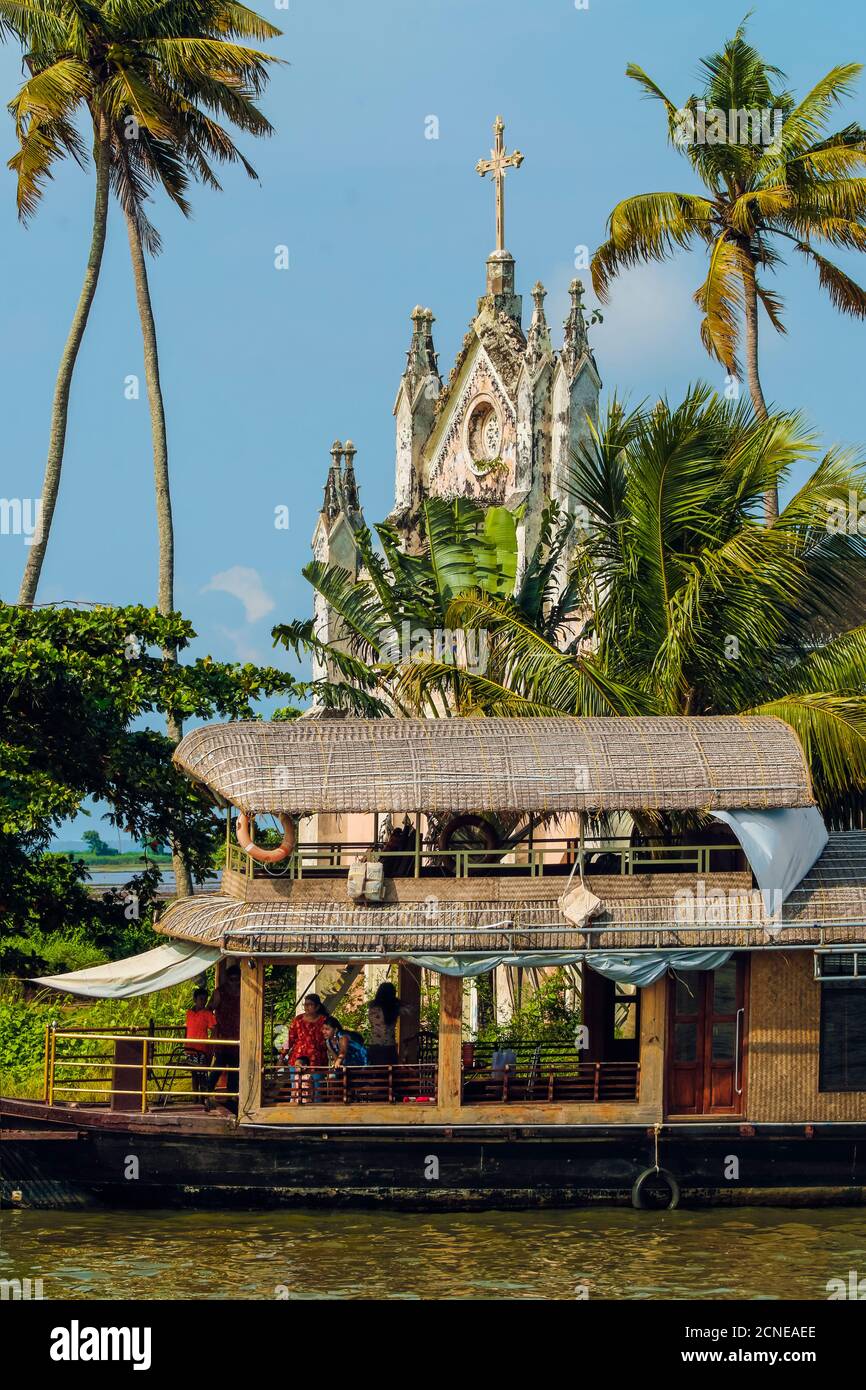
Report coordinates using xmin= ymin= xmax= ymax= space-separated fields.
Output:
xmin=590 ymin=23 xmax=866 ymax=521
xmin=276 ymin=491 xmax=643 ymax=726
xmin=4 ymin=0 xmax=281 ymax=893
xmin=384 ymin=388 xmax=866 ymax=820
xmin=3 ymin=0 xmax=280 ymax=607
xmin=273 ymin=495 xmax=598 ymax=717
xmin=107 ymin=3 xmax=282 ymax=892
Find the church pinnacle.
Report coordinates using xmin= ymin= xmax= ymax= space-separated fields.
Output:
xmin=525 ymin=280 xmax=552 ymax=372
xmin=561 ymin=278 xmax=591 ymax=380
xmin=321 ymin=439 xmax=362 ymax=527
xmin=406 ymin=306 xmax=439 ymax=386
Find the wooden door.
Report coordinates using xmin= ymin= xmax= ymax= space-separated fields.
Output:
xmin=666 ymin=958 xmax=747 ymax=1115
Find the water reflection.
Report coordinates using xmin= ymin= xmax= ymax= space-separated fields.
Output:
xmin=2 ymin=1208 xmax=864 ymax=1300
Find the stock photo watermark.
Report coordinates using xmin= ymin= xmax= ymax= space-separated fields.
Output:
xmin=673 ymin=104 xmax=784 ymax=148
xmin=0 ymin=496 xmax=42 ymax=546
xmin=379 ymin=620 xmax=490 ymax=674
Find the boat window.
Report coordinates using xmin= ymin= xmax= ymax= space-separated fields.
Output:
xmin=819 ymin=981 xmax=866 ymax=1091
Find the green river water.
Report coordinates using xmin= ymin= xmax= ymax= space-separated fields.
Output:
xmin=1 ymin=1207 xmax=864 ymax=1300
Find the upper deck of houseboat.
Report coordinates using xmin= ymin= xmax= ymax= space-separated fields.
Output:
xmin=150 ymin=713 xmax=865 ymax=957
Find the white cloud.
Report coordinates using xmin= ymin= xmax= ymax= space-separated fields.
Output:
xmin=544 ymin=258 xmax=701 ymax=372
xmin=202 ymin=566 xmax=275 ymax=624
xmin=590 ymin=262 xmax=698 ymax=366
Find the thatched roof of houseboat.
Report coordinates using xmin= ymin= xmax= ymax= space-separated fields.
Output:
xmin=173 ymin=715 xmax=814 ymax=815
xmin=157 ymin=833 xmax=866 ymax=954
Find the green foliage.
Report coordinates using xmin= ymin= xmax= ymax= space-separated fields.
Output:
xmin=0 ymin=975 xmax=203 ymax=1097
xmin=0 ymin=603 xmax=301 ymax=971
xmin=82 ymin=830 xmax=116 ymax=856
xmin=592 ymin=24 xmax=866 ymax=375
xmin=351 ymin=389 xmax=866 ymax=819
xmin=471 ymin=971 xmax=581 ymax=1046
xmin=0 ymin=0 xmax=283 ymax=242
xmin=274 ymin=494 xmax=578 ymax=717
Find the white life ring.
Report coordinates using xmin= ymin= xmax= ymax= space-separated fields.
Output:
xmin=236 ymin=812 xmax=296 ymax=864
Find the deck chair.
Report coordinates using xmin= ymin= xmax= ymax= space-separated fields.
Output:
xmin=149 ymin=1037 xmax=190 ymax=1107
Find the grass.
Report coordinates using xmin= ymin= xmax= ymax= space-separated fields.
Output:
xmin=79 ymin=852 xmax=172 ymax=871
xmin=0 ymin=975 xmax=208 ymax=1100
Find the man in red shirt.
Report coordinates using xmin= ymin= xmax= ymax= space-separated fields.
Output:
xmin=184 ymin=988 xmax=216 ymax=1094
xmin=208 ymin=964 xmax=242 ymax=1112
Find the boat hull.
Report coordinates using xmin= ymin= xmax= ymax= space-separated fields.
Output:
xmin=2 ymin=1101 xmax=865 ymax=1209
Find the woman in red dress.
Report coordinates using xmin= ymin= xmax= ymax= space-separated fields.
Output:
xmin=281 ymin=993 xmax=328 ymax=1070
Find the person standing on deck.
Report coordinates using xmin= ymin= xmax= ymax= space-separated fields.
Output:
xmin=184 ymin=987 xmax=216 ymax=1093
xmin=366 ymin=981 xmax=403 ymax=1066
xmin=280 ymin=993 xmax=329 ymax=1071
xmin=208 ymin=964 xmax=242 ymax=1112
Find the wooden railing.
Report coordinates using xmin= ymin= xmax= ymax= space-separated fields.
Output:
xmin=261 ymin=1052 xmax=638 ymax=1108
xmin=226 ymin=837 xmax=740 ymax=882
xmin=44 ymin=1027 xmax=239 ymax=1112
xmin=262 ymin=1063 xmax=437 ymax=1105
xmin=461 ymin=1048 xmax=640 ymax=1104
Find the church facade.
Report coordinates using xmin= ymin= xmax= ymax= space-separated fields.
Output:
xmin=311 ymin=118 xmax=602 ymax=677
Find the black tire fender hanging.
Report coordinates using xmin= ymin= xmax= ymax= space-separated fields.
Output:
xmin=436 ymin=814 xmax=498 ymax=853
xmin=631 ymin=1166 xmax=681 ymax=1211
xmin=436 ymin=814 xmax=499 ymax=875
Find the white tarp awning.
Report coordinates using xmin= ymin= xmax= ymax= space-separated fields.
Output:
xmin=33 ymin=941 xmax=220 ymax=999
xmin=713 ymin=806 xmax=829 ymax=907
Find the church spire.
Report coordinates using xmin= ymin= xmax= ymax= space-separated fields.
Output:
xmin=560 ymin=278 xmax=591 ymax=380
xmin=476 ymin=117 xmax=524 ymax=324
xmin=525 ymin=280 xmax=552 ymax=373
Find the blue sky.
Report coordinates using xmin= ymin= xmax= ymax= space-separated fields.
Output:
xmin=1 ymin=0 xmax=864 ymax=841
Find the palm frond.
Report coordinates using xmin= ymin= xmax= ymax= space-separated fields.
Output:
xmin=796 ymin=241 xmax=866 ymax=316
xmin=765 ymin=64 xmax=863 ymax=166
xmin=591 ymin=192 xmax=714 ymax=301
xmin=694 ymin=234 xmax=747 ymax=371
xmin=748 ymin=692 xmax=866 ymax=800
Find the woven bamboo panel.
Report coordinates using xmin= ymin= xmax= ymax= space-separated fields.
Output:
xmin=158 ymin=833 xmax=866 ymax=953
xmin=173 ymin=715 xmax=814 ymax=815
xmin=220 ymin=867 xmax=751 ymax=906
xmin=161 ymin=834 xmax=866 ymax=951
xmin=748 ymin=952 xmax=866 ymax=1122
xmin=179 ymin=832 xmax=864 ymax=941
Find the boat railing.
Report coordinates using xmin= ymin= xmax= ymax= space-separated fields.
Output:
xmin=261 ymin=1062 xmax=438 ymax=1106
xmin=225 ymin=837 xmax=740 ymax=882
xmin=261 ymin=1047 xmax=639 ymax=1107
xmin=44 ymin=1027 xmax=239 ymax=1112
xmin=461 ymin=1053 xmax=640 ymax=1104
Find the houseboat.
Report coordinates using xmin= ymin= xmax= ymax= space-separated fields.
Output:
xmin=2 ymin=714 xmax=865 ymax=1209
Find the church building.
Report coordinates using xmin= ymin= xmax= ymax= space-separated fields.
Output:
xmin=310 ymin=117 xmax=602 ymax=680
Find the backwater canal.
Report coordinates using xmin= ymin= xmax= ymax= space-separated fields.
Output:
xmin=1 ymin=1206 xmax=864 ymax=1300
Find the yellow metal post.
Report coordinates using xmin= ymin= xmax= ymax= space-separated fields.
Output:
xmin=141 ymin=1040 xmax=148 ymax=1113
xmin=47 ymin=1026 xmax=56 ymax=1106
xmin=42 ymin=1024 xmax=50 ymax=1101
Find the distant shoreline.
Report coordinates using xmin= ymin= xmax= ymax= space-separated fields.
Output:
xmin=48 ymin=852 xmax=174 ymax=871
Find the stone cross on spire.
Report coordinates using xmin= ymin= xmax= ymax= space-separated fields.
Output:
xmin=476 ymin=116 xmax=524 ymax=254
